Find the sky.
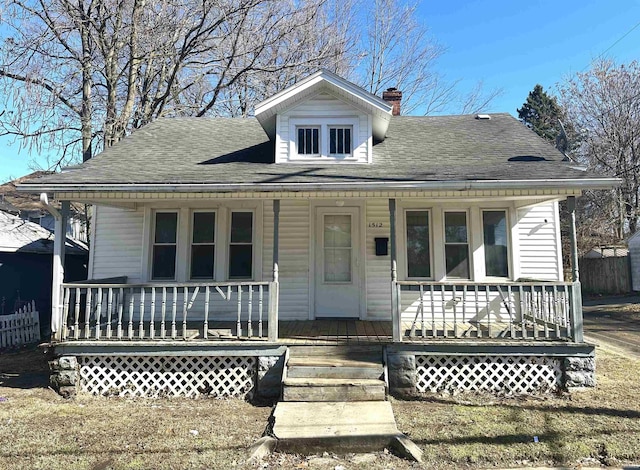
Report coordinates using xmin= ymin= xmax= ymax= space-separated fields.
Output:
xmin=1 ymin=0 xmax=640 ymax=183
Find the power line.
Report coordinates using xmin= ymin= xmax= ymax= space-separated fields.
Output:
xmin=580 ymin=19 xmax=640 ymax=73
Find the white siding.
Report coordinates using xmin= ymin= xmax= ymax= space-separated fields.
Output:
xmin=517 ymin=202 xmax=562 ymax=280
xmin=267 ymin=199 xmax=310 ymax=320
xmin=276 ymin=91 xmax=371 ymax=163
xmin=365 ymin=199 xmax=392 ymax=318
xmin=91 ymin=206 xmax=144 ymax=282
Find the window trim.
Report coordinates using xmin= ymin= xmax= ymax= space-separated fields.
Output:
xmin=296 ymin=126 xmax=321 ymax=156
xmin=150 ymin=210 xmax=179 ymax=281
xmin=188 ymin=209 xmax=217 ymax=281
xmin=289 ymin=117 xmax=359 ymax=161
xmin=403 ymin=208 xmax=434 ymax=280
xmin=227 ymin=209 xmax=255 ymax=280
xmin=443 ymin=209 xmax=471 ymax=280
xmin=328 ymin=126 xmax=353 ymax=157
xmin=481 ymin=208 xmax=511 ymax=279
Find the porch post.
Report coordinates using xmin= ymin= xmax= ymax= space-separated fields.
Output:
xmin=567 ymin=196 xmax=579 ymax=282
xmin=389 ymin=198 xmax=401 ymax=342
xmin=566 ymin=196 xmax=584 ymax=342
xmin=43 ymin=196 xmax=67 ymax=341
xmin=268 ymin=200 xmax=280 ymax=341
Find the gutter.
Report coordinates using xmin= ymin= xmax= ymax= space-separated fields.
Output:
xmin=19 ymin=177 xmax=622 ymax=194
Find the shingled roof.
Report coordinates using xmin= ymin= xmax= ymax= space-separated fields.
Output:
xmin=19 ymin=113 xmax=616 ymax=192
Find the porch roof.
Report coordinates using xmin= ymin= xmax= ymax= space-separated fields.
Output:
xmin=18 ymin=114 xmax=618 ymax=193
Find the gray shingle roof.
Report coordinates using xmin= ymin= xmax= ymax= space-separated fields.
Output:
xmin=20 ymin=114 xmax=610 ymax=189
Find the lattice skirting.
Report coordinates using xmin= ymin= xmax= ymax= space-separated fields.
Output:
xmin=415 ymin=355 xmax=562 ymax=394
xmin=78 ymin=355 xmax=256 ymax=398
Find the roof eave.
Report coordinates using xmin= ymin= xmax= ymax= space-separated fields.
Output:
xmin=18 ymin=177 xmax=622 ymax=194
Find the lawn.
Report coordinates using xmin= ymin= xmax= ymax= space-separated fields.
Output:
xmin=0 ymin=345 xmax=639 ymax=469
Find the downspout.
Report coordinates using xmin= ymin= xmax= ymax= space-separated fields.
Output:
xmin=40 ymin=193 xmax=67 ymax=341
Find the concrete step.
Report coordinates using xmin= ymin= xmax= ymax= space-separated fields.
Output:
xmin=272 ymin=401 xmax=399 ymax=453
xmin=287 ymin=356 xmax=383 ymax=380
xmin=282 ymin=377 xmax=386 ymax=402
xmin=288 ymin=345 xmax=383 ymax=358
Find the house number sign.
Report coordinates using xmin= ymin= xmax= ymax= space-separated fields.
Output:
xmin=368 ymin=222 xmax=384 ymax=228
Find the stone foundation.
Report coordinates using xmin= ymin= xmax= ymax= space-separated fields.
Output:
xmin=256 ymin=355 xmax=285 ymax=399
xmin=387 ymin=352 xmax=418 ymax=398
xmin=49 ymin=355 xmax=78 ymax=398
xmin=563 ymin=356 xmax=596 ymax=389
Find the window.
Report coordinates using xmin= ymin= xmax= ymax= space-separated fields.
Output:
xmin=229 ymin=211 xmax=253 ymax=279
xmin=190 ymin=211 xmax=215 ymax=279
xmin=323 ymin=214 xmax=352 ymax=282
xmin=406 ymin=211 xmax=431 ymax=278
xmin=483 ymin=210 xmax=509 ymax=277
xmin=152 ymin=212 xmax=178 ymax=280
xmin=297 ymin=127 xmax=319 ymax=155
xmin=329 ymin=127 xmax=352 ymax=155
xmin=444 ymin=211 xmax=469 ymax=278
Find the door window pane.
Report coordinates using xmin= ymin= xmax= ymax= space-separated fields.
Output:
xmin=406 ymin=211 xmax=431 ymax=278
xmin=229 ymin=212 xmax=253 ymax=279
xmin=444 ymin=212 xmax=469 ymax=278
xmin=191 ymin=212 xmax=215 ymax=279
xmin=483 ymin=210 xmax=509 ymax=277
xmin=152 ymin=212 xmax=177 ymax=280
xmin=324 ymin=215 xmax=351 ymax=282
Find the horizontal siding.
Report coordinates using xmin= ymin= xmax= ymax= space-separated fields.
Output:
xmin=366 ymin=199 xmax=392 ymax=318
xmin=92 ymin=206 xmax=144 ymax=282
xmin=517 ymin=203 xmax=560 ymax=281
xmin=268 ymin=200 xmax=310 ymax=320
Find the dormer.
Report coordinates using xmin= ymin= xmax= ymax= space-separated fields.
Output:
xmin=255 ymin=70 xmax=393 ymax=164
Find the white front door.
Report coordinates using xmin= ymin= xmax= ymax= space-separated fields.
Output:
xmin=314 ymin=207 xmax=362 ymax=318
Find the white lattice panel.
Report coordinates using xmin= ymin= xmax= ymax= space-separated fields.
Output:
xmin=416 ymin=355 xmax=562 ymax=394
xmin=78 ymin=355 xmax=256 ymax=398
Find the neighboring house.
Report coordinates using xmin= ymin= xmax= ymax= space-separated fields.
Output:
xmin=1 ymin=171 xmax=87 ymax=242
xmin=583 ymin=245 xmax=628 ymax=258
xmin=0 ymin=211 xmax=88 ymax=336
xmin=19 ymin=70 xmax=618 ymax=399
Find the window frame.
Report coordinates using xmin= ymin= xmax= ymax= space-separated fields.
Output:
xmin=328 ymin=126 xmax=353 ymax=157
xmin=481 ymin=208 xmax=511 ymax=279
xmin=227 ymin=210 xmax=255 ymax=280
xmin=188 ymin=209 xmax=217 ymax=281
xmin=289 ymin=117 xmax=359 ymax=161
xmin=150 ymin=210 xmax=179 ymax=281
xmin=443 ymin=209 xmax=471 ymax=280
xmin=296 ymin=126 xmax=321 ymax=157
xmin=403 ymin=208 xmax=434 ymax=280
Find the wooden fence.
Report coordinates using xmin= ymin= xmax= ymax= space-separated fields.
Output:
xmin=579 ymin=257 xmax=631 ymax=295
xmin=0 ymin=301 xmax=40 ymax=348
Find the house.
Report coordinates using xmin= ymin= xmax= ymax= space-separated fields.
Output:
xmin=1 ymin=171 xmax=87 ymax=242
xmin=0 ymin=211 xmax=88 ymax=336
xmin=19 ymin=70 xmax=618 ymax=399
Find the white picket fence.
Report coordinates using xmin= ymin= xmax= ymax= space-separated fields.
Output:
xmin=0 ymin=301 xmax=40 ymax=348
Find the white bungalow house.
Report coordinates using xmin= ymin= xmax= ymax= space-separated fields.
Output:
xmin=20 ymin=70 xmax=618 ymax=399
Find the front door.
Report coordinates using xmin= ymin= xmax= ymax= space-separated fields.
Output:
xmin=314 ymin=207 xmax=361 ymax=318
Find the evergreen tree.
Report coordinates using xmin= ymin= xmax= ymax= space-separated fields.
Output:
xmin=517 ymin=84 xmax=563 ymax=142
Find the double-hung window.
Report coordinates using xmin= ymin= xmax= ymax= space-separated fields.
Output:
xmin=483 ymin=210 xmax=509 ymax=277
xmin=190 ymin=211 xmax=216 ymax=280
xmin=229 ymin=211 xmax=253 ymax=279
xmin=405 ymin=210 xmax=431 ymax=278
xmin=444 ymin=211 xmax=470 ymax=279
xmin=152 ymin=211 xmax=178 ymax=280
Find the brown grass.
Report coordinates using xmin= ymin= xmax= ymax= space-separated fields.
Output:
xmin=1 ymin=345 xmax=639 ymax=469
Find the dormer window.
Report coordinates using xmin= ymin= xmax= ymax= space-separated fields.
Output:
xmin=297 ymin=127 xmax=320 ymax=155
xmin=329 ymin=127 xmax=352 ymax=156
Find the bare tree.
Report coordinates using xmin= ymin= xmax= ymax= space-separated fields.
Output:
xmin=559 ymin=59 xmax=640 ymax=237
xmin=0 ymin=0 xmax=348 ymax=167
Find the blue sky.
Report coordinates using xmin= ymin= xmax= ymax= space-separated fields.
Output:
xmin=1 ymin=0 xmax=639 ymax=183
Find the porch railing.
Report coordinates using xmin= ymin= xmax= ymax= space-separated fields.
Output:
xmin=59 ymin=281 xmax=278 ymax=342
xmin=392 ymin=281 xmax=582 ymax=342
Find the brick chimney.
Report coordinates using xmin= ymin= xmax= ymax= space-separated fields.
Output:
xmin=382 ymin=87 xmax=402 ymax=116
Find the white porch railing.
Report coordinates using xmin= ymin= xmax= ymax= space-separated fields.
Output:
xmin=59 ymin=282 xmax=278 ymax=342
xmin=392 ymin=281 xmax=582 ymax=342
